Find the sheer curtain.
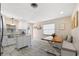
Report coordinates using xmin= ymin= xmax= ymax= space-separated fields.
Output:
xmin=43 ymin=24 xmax=55 ymax=35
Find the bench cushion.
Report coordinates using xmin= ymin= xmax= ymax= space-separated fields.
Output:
xmin=62 ymin=41 xmax=76 ymax=52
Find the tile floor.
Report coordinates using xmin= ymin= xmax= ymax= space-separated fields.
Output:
xmin=2 ymin=38 xmax=55 ymax=56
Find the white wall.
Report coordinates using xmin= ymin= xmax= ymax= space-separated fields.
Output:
xmin=35 ymin=16 xmax=72 ymax=39
xmin=17 ymin=20 xmax=28 ymax=29
xmin=33 ymin=24 xmax=43 ymax=40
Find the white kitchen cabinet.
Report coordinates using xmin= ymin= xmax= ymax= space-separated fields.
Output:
xmin=2 ymin=35 xmax=16 ymax=47
xmin=16 ymin=35 xmax=31 ymax=49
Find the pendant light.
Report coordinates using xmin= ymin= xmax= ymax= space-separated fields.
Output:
xmin=11 ymin=18 xmax=15 ymax=25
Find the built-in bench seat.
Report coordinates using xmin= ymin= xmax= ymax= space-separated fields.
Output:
xmin=61 ymin=41 xmax=77 ymax=56
xmin=61 ymin=27 xmax=79 ymax=56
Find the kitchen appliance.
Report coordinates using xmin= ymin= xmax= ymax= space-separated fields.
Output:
xmin=0 ymin=4 xmax=4 ymax=56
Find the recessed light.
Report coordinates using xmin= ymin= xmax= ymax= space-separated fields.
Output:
xmin=60 ymin=11 xmax=64 ymax=15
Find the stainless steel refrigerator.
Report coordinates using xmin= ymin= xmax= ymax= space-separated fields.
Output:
xmin=0 ymin=3 xmax=3 ymax=56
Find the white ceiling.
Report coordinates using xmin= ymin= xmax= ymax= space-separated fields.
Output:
xmin=1 ymin=3 xmax=77 ymax=23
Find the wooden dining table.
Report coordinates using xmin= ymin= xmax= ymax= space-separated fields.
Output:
xmin=42 ymin=35 xmax=63 ymax=43
xmin=52 ymin=35 xmax=63 ymax=43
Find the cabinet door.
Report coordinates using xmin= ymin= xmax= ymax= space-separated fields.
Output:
xmin=16 ymin=36 xmax=31 ymax=49
xmin=7 ymin=38 xmax=16 ymax=45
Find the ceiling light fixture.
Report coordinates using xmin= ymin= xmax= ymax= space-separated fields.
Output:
xmin=31 ymin=3 xmax=38 ymax=8
xmin=60 ymin=11 xmax=64 ymax=15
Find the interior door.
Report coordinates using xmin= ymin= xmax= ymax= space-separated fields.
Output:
xmin=0 ymin=3 xmax=3 ymax=56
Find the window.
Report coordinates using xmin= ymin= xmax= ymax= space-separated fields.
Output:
xmin=43 ymin=24 xmax=55 ymax=35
